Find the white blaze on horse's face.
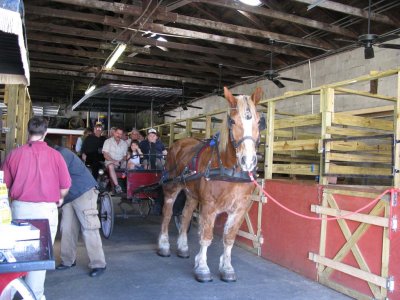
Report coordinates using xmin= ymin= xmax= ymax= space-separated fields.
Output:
xmin=235 ymin=96 xmax=259 ymax=171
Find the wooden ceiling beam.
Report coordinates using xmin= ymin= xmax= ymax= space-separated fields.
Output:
xmin=144 ymin=23 xmax=306 ymax=57
xmin=26 ymin=21 xmax=273 ymax=62
xmin=43 ymin=1 xmax=330 ymax=51
xmin=29 ymin=61 xmax=215 ymax=86
xmin=173 ymin=14 xmax=332 ymax=51
xmin=27 ymin=32 xmax=267 ymax=72
xmin=166 ymin=0 xmax=194 ymax=12
xmin=27 ymin=5 xmax=307 ymax=57
xmin=294 ymin=0 xmax=397 ymax=26
xmin=28 ymin=44 xmax=220 ymax=75
xmin=30 ymin=67 xmax=214 ymax=92
xmin=197 ymin=0 xmax=357 ymax=38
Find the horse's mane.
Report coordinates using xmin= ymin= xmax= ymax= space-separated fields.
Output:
xmin=218 ymin=95 xmax=255 ymax=153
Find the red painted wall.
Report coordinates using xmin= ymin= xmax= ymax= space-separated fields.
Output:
xmin=216 ymin=180 xmax=400 ymax=299
xmin=261 ymin=180 xmax=321 ymax=280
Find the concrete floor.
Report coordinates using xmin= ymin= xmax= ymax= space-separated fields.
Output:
xmin=45 ymin=208 xmax=350 ymax=300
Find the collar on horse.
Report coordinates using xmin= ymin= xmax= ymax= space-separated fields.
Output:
xmin=163 ymin=134 xmax=256 ymax=184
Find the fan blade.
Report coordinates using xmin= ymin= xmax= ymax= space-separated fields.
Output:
xmin=278 ymin=77 xmax=303 ymax=84
xmin=272 ymin=79 xmax=285 ymax=88
xmin=364 ymin=46 xmax=374 ymax=59
xmin=378 ymin=43 xmax=400 ymax=50
xmin=375 ymin=34 xmax=400 ymax=44
xmin=186 ymin=104 xmax=202 ymax=109
xmin=334 ymin=38 xmax=357 ymax=44
xmin=241 ymin=75 xmax=258 ymax=79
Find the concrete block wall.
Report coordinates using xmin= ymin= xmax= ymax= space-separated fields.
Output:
xmin=166 ymin=39 xmax=400 ymax=121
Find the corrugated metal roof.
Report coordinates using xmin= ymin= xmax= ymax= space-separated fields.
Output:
xmin=72 ymin=83 xmax=182 ymax=112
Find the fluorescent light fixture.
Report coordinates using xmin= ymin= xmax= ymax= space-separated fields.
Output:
xmin=85 ymin=85 xmax=96 ymax=95
xmin=104 ymin=43 xmax=127 ymax=70
xmin=239 ymin=0 xmax=262 ymax=6
xmin=156 ymin=36 xmax=168 ymax=51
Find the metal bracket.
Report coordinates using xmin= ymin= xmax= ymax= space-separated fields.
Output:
xmin=387 ymin=276 xmax=395 ymax=292
xmin=393 ymin=193 xmax=398 ymax=207
xmin=391 ymin=215 xmax=398 ymax=232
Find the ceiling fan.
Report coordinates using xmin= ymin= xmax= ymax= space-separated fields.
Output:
xmin=157 ymin=110 xmax=176 ymax=118
xmin=242 ymin=51 xmax=303 ymax=88
xmin=335 ymin=0 xmax=399 ymax=59
xmin=179 ymin=81 xmax=202 ymax=110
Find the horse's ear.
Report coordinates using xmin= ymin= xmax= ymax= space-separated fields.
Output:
xmin=251 ymin=87 xmax=263 ymax=105
xmin=224 ymin=87 xmax=237 ymax=108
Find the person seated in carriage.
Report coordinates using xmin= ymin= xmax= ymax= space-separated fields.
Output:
xmin=126 ymin=140 xmax=144 ymax=170
xmin=102 ymin=127 xmax=129 ymax=194
xmin=139 ymin=128 xmax=167 ymax=170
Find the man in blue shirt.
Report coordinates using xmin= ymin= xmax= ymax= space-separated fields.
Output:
xmin=52 ymin=145 xmax=107 ymax=277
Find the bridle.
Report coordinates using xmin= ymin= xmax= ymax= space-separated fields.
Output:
xmin=227 ymin=99 xmax=266 ymax=149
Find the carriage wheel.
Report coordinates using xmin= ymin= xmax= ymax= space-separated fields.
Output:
xmin=137 ymin=200 xmax=151 ymax=217
xmin=174 ymin=215 xmax=191 ymax=233
xmin=99 ymin=192 xmax=114 ymax=239
xmin=1 ymin=278 xmax=36 ymax=300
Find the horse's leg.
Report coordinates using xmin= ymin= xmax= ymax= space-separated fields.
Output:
xmin=176 ymin=195 xmax=198 ymax=258
xmin=157 ymin=186 xmax=180 ymax=257
xmin=219 ymin=210 xmax=247 ymax=282
xmin=194 ymin=211 xmax=216 ymax=282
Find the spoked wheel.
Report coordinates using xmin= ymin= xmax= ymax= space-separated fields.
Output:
xmin=99 ymin=192 xmax=114 ymax=239
xmin=174 ymin=214 xmax=191 ymax=233
xmin=137 ymin=199 xmax=152 ymax=217
xmin=1 ymin=278 xmax=36 ymax=300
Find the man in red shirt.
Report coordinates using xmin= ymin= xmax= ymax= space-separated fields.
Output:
xmin=2 ymin=117 xmax=71 ymax=300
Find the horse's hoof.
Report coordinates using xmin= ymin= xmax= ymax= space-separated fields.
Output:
xmin=157 ymin=248 xmax=171 ymax=257
xmin=194 ymin=272 xmax=213 ymax=283
xmin=177 ymin=249 xmax=190 ymax=258
xmin=220 ymin=271 xmax=237 ymax=282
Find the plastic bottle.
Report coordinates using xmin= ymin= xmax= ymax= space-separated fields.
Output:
xmin=0 ymin=171 xmax=11 ymax=225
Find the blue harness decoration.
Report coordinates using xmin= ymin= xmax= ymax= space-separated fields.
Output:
xmin=161 ymin=132 xmax=256 ymax=185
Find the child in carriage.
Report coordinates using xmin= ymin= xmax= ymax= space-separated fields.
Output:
xmin=126 ymin=140 xmax=144 ymax=170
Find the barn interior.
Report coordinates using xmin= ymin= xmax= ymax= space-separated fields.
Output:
xmin=1 ymin=0 xmax=400 ymax=299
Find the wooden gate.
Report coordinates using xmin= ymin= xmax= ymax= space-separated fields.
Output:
xmin=309 ymin=187 xmax=394 ymax=299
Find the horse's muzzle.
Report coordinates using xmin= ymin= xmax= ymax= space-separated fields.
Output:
xmin=240 ymin=154 xmax=257 ymax=171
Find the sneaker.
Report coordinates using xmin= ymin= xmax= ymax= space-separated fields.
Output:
xmin=114 ymin=185 xmax=122 ymax=194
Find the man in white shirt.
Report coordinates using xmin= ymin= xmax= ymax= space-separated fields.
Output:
xmin=102 ymin=127 xmax=128 ymax=194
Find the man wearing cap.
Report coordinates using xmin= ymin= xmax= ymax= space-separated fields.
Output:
xmin=81 ymin=123 xmax=106 ymax=179
xmin=102 ymin=127 xmax=128 ymax=194
xmin=139 ymin=128 xmax=167 ymax=170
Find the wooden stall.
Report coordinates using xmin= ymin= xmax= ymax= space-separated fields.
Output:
xmin=144 ymin=68 xmax=400 ymax=299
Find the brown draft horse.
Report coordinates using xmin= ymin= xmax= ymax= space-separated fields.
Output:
xmin=157 ymin=87 xmax=263 ymax=282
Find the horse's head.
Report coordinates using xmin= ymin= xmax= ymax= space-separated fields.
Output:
xmin=224 ymin=87 xmax=264 ymax=171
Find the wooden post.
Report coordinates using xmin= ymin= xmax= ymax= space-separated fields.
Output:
xmin=205 ymin=115 xmax=212 ymax=139
xmin=319 ymin=87 xmax=334 ymax=185
xmin=185 ymin=119 xmax=192 ymax=137
xmin=4 ymin=85 xmax=19 ymax=154
xmin=169 ymin=123 xmax=175 ymax=147
xmin=394 ymin=71 xmax=400 ymax=188
xmin=265 ymin=101 xmax=275 ymax=179
xmin=16 ymin=85 xmax=27 ymax=146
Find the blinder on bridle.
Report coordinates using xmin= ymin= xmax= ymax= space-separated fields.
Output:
xmin=227 ymin=112 xmax=266 ymax=149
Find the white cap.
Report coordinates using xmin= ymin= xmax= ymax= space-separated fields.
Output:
xmin=148 ymin=128 xmax=157 ymax=134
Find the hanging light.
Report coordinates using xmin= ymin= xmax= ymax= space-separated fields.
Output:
xmin=104 ymin=43 xmax=127 ymax=70
xmin=85 ymin=85 xmax=96 ymax=95
xmin=238 ymin=0 xmax=262 ymax=6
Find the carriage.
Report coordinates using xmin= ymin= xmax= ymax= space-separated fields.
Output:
xmin=96 ymin=166 xmax=163 ymax=239
xmin=96 ymin=163 xmax=188 ymax=239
